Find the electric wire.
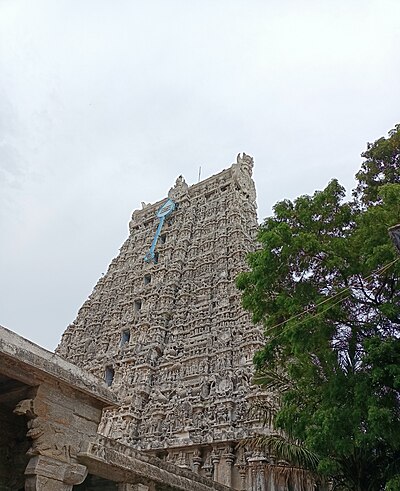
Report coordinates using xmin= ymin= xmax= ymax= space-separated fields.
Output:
xmin=261 ymin=256 xmax=399 ymax=341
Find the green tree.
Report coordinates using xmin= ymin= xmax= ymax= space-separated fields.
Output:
xmin=355 ymin=123 xmax=400 ymax=206
xmin=237 ymin=126 xmax=400 ymax=490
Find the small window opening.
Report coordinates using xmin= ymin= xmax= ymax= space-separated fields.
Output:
xmin=105 ymin=366 xmax=115 ymax=387
xmin=120 ymin=329 xmax=130 ymax=346
xmin=134 ymin=299 xmax=142 ymax=312
xmin=144 ymin=274 xmax=151 ymax=285
xmin=160 ymin=234 xmax=167 ymax=244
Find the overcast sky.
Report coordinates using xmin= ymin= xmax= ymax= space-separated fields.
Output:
xmin=1 ymin=0 xmax=399 ymax=351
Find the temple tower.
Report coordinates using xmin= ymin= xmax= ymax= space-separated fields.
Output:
xmin=57 ymin=154 xmax=269 ymax=490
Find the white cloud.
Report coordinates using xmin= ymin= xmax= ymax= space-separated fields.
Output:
xmin=0 ymin=0 xmax=399 ymax=349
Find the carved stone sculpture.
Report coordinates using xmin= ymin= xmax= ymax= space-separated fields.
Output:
xmin=57 ymin=155 xmax=318 ymax=490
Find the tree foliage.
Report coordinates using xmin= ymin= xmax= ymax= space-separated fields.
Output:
xmin=237 ymin=125 xmax=400 ymax=490
xmin=355 ymin=124 xmax=400 ymax=206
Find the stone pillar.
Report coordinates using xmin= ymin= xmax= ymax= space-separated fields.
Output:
xmin=248 ymin=455 xmax=268 ymax=491
xmin=24 ymin=455 xmax=87 ymax=491
xmin=192 ymin=448 xmax=203 ymax=474
xmin=202 ymin=458 xmax=213 ymax=480
xmin=211 ymin=448 xmax=221 ymax=483
xmin=237 ymin=464 xmax=247 ymax=491
xmin=220 ymin=445 xmax=235 ymax=488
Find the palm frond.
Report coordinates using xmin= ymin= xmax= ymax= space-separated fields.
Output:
xmin=248 ymin=396 xmax=279 ymax=428
xmin=253 ymin=367 xmax=292 ymax=393
xmin=242 ymin=434 xmax=320 ymax=474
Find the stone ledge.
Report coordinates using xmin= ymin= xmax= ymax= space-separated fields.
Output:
xmin=0 ymin=325 xmax=118 ymax=406
xmin=78 ymin=436 xmax=231 ymax=491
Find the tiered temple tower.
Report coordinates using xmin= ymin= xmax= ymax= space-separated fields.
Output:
xmin=57 ymin=154 xmax=273 ymax=490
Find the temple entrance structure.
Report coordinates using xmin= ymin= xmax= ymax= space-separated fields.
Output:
xmin=57 ymin=155 xmax=320 ymax=490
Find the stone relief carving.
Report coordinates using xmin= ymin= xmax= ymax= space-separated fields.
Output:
xmin=168 ymin=174 xmax=189 ymax=201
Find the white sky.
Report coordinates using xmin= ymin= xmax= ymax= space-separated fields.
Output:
xmin=1 ymin=0 xmax=399 ymax=350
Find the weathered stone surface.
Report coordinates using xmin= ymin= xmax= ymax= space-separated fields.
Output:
xmin=57 ymin=154 xmax=271 ymax=489
xmin=25 ymin=475 xmax=73 ymax=491
xmin=25 ymin=455 xmax=88 ymax=484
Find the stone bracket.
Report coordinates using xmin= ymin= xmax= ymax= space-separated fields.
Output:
xmin=25 ymin=455 xmax=88 ymax=485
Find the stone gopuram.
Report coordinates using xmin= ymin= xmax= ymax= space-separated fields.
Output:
xmin=57 ymin=154 xmax=270 ymax=490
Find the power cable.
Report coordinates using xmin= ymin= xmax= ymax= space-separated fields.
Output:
xmin=261 ymin=257 xmax=399 ymax=340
